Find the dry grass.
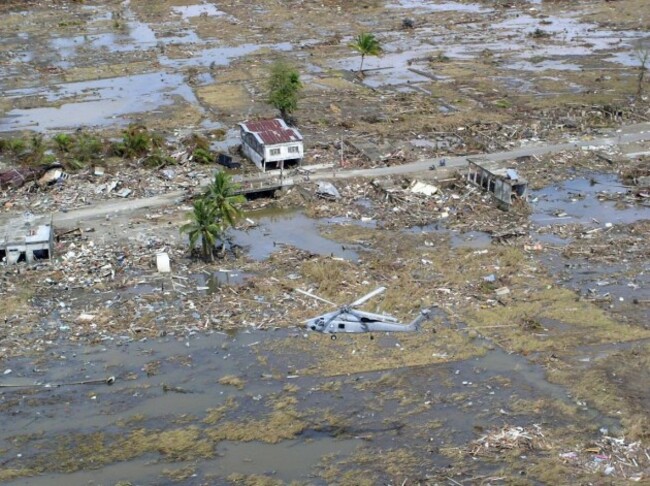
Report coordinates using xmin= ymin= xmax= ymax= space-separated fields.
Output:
xmin=466 ymin=286 xmax=650 ymax=354
xmin=547 ymin=343 xmax=650 ymax=443
xmin=162 ymin=466 xmax=196 ymax=482
xmin=226 ymin=473 xmax=286 ymax=486
xmin=265 ymin=328 xmax=485 ymax=377
xmin=206 ymin=407 xmax=307 ymax=444
xmin=0 ymin=469 xmax=36 ymax=482
xmin=300 ymin=258 xmax=360 ymax=296
xmin=218 ymin=375 xmax=246 ymax=389
xmin=203 ymin=397 xmax=237 ymax=426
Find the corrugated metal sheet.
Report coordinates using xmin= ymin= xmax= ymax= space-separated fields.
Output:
xmin=241 ymin=119 xmax=302 ymax=145
xmin=506 ymin=169 xmax=520 ymax=181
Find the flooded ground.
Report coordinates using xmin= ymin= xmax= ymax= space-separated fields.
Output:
xmin=1 ymin=0 xmax=648 ymax=146
xmin=2 ymin=165 xmax=650 ymax=483
xmin=1 ymin=0 xmax=650 ymax=484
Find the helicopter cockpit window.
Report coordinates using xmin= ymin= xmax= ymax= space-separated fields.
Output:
xmin=338 ymin=323 xmax=345 ymax=329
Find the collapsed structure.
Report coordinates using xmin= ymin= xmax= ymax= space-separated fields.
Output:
xmin=238 ymin=118 xmax=303 ymax=172
xmin=466 ymin=158 xmax=528 ymax=209
xmin=0 ymin=214 xmax=53 ymax=264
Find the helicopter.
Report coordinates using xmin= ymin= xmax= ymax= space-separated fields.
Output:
xmin=297 ymin=286 xmax=433 ymax=339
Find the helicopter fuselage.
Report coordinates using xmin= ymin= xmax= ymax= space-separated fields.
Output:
xmin=305 ymin=309 xmax=422 ymax=334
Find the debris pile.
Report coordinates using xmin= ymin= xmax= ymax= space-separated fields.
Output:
xmin=559 ymin=435 xmax=650 ymax=481
xmin=466 ymin=425 xmax=550 ymax=457
xmin=0 ymin=160 xmax=209 ymax=213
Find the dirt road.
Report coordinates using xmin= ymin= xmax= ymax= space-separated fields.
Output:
xmin=52 ymin=122 xmax=650 ymax=226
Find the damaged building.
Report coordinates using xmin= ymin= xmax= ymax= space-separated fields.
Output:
xmin=0 ymin=214 xmax=53 ymax=264
xmin=466 ymin=158 xmax=528 ymax=209
xmin=238 ymin=118 xmax=303 ymax=172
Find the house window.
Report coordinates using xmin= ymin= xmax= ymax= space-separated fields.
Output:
xmin=288 ymin=146 xmax=299 ymax=154
xmin=269 ymin=148 xmax=281 ymax=156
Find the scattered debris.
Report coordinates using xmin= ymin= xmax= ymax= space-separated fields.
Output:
xmin=559 ymin=434 xmax=650 ymax=481
xmin=316 ymin=181 xmax=341 ymax=200
xmin=157 ymin=252 xmax=171 ymax=273
xmin=466 ymin=425 xmax=550 ymax=456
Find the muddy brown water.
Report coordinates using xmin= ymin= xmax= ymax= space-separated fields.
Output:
xmin=0 ymin=328 xmax=592 ymax=485
xmin=530 ymin=173 xmax=650 ymax=320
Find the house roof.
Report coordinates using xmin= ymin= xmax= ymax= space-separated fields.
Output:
xmin=239 ymin=118 xmax=302 ymax=145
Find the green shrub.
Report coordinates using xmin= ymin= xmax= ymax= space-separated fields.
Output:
xmin=192 ymin=148 xmax=213 ymax=164
xmin=142 ymin=151 xmax=176 ymax=169
xmin=52 ymin=133 xmax=73 ymax=153
xmin=73 ymin=133 xmax=104 ymax=163
xmin=113 ymin=124 xmax=151 ymax=158
xmin=182 ymin=133 xmax=210 ymax=152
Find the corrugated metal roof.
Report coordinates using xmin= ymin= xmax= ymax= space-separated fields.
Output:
xmin=240 ymin=119 xmax=302 ymax=145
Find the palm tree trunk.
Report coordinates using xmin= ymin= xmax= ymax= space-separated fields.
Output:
xmin=202 ymin=238 xmax=212 ymax=262
xmin=359 ymin=54 xmax=365 ymax=74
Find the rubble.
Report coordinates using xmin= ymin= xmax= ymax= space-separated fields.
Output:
xmin=315 ymin=181 xmax=341 ymax=200
xmin=0 ymin=165 xmax=49 ymax=189
xmin=465 ymin=425 xmax=550 ymax=456
xmin=559 ymin=434 xmax=650 ymax=481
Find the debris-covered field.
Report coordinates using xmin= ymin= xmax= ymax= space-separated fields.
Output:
xmin=1 ymin=0 xmax=650 ymax=484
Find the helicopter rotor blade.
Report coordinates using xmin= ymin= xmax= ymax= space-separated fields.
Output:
xmin=295 ymin=288 xmax=338 ymax=307
xmin=350 ymin=286 xmax=386 ymax=307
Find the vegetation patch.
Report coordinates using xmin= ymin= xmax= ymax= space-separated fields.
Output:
xmin=206 ymin=407 xmax=307 ymax=444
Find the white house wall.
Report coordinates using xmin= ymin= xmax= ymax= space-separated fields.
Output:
xmin=241 ymin=143 xmax=264 ymax=170
xmin=263 ymin=141 xmax=303 ymax=162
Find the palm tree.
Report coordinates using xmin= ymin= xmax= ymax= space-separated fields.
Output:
xmin=180 ymin=198 xmax=222 ymax=261
xmin=349 ymin=33 xmax=382 ymax=75
xmin=205 ymin=171 xmax=246 ymax=228
xmin=205 ymin=171 xmax=246 ymax=254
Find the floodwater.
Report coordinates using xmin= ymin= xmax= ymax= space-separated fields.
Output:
xmin=530 ymin=173 xmax=649 ymax=226
xmin=1 ymin=0 xmax=643 ymax=131
xmin=2 ymin=174 xmax=648 ymax=482
xmin=0 ymin=72 xmax=198 ymax=132
xmin=171 ymin=3 xmax=227 ymax=19
xmin=232 ymin=210 xmax=360 ymax=261
xmin=333 ymin=5 xmax=644 ymax=91
xmin=388 ymin=0 xmax=491 ymax=13
xmin=530 ymin=173 xmax=650 ymax=318
xmin=0 ymin=326 xmax=589 ymax=484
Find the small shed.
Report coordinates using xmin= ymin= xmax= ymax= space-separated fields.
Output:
xmin=238 ymin=118 xmax=303 ymax=172
xmin=0 ymin=214 xmax=53 ymax=264
xmin=466 ymin=159 xmax=528 ymax=210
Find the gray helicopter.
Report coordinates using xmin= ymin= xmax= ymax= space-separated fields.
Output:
xmin=297 ymin=286 xmax=432 ymax=339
